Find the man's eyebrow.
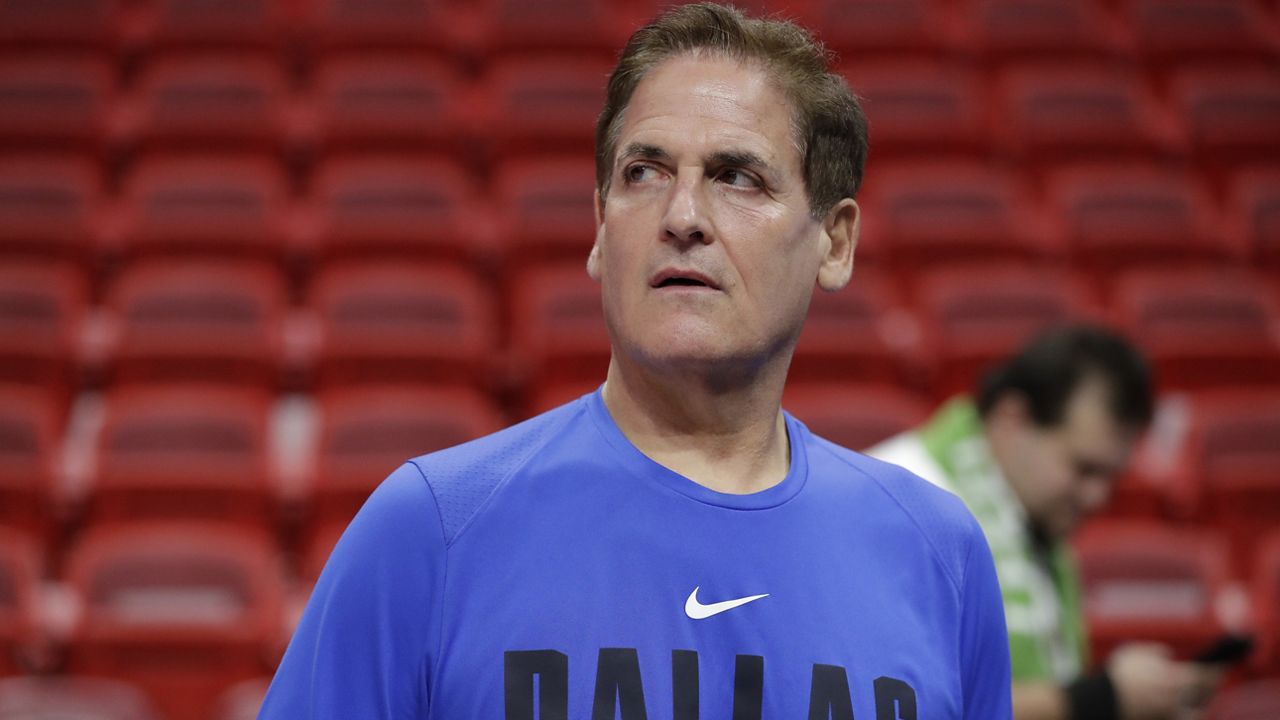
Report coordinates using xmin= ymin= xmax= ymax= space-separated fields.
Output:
xmin=619 ymin=143 xmax=670 ymax=161
xmin=706 ymin=150 xmax=772 ymax=173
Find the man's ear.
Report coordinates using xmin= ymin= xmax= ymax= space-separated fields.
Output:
xmin=587 ymin=188 xmax=605 ymax=281
xmin=816 ymin=198 xmax=858 ymax=292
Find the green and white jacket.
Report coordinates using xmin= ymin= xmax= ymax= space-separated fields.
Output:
xmin=869 ymin=397 xmax=1088 ymax=684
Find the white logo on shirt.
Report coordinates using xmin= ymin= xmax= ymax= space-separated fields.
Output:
xmin=684 ymin=586 xmax=769 ymax=620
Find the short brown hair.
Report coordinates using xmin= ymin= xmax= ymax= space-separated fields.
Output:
xmin=595 ymin=2 xmax=868 ymax=219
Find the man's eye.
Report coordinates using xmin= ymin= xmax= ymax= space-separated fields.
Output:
xmin=625 ymin=164 xmax=656 ymax=183
xmin=718 ymin=168 xmax=759 ymax=188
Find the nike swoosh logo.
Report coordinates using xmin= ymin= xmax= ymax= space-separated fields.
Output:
xmin=684 ymin=586 xmax=769 ymax=620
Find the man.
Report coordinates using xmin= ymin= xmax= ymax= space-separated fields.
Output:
xmin=260 ymin=4 xmax=1011 ymax=717
xmin=871 ymin=326 xmax=1217 ymax=720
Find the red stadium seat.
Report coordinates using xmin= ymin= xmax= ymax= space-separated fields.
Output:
xmin=307 ymin=54 xmax=464 ymax=156
xmin=1252 ymin=534 xmax=1280 ymax=675
xmin=915 ymin=266 xmax=1099 ymax=399
xmin=476 ymin=0 xmax=627 ymax=55
xmin=0 ymin=56 xmax=113 ymax=151
xmin=1074 ymin=520 xmax=1232 ymax=663
xmin=105 ymin=260 xmax=285 ymax=387
xmin=302 ymin=0 xmax=462 ymax=52
xmin=0 ymin=0 xmax=120 ymax=48
xmin=994 ymin=63 xmax=1183 ymax=169
xmin=811 ymin=0 xmax=961 ymax=57
xmin=1128 ymin=0 xmax=1280 ymax=67
xmin=64 ymin=523 xmax=285 ymax=720
xmin=1206 ymin=678 xmax=1280 ymax=720
xmin=0 ymin=528 xmax=41 ymax=676
xmin=1229 ymin=168 xmax=1280 ymax=273
xmin=0 ymin=387 xmax=60 ymax=538
xmin=494 ymin=156 xmax=598 ymax=265
xmin=126 ymin=0 xmax=295 ymax=50
xmin=116 ymin=54 xmax=292 ymax=153
xmin=783 ymin=383 xmax=932 ymax=451
xmin=508 ymin=263 xmax=610 ymax=401
xmin=522 ymin=378 xmax=601 ymax=419
xmin=0 ymin=262 xmax=86 ymax=396
xmin=0 ymin=156 xmax=103 ymax=262
xmin=213 ymin=677 xmax=271 ymax=720
xmin=966 ymin=0 xmax=1131 ymax=65
xmin=791 ymin=271 xmax=919 ymax=388
xmin=0 ymin=676 xmax=162 ymax=720
xmin=1114 ymin=269 xmax=1280 ymax=390
xmin=1171 ymin=67 xmax=1280 ymax=174
xmin=310 ymin=262 xmax=499 ymax=389
xmin=863 ymin=161 xmax=1058 ymax=272
xmin=307 ymin=155 xmax=486 ymax=266
xmin=311 ymin=385 xmax=503 ymax=528
xmin=1046 ymin=164 xmax=1240 ymax=275
xmin=1157 ymin=390 xmax=1280 ymax=573
xmin=840 ymin=60 xmax=986 ymax=159
xmin=479 ymin=55 xmax=613 ymax=157
xmin=116 ymin=156 xmax=290 ymax=261
xmin=91 ymin=385 xmax=275 ymax=527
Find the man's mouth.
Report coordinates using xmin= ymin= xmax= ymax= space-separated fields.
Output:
xmin=651 ymin=269 xmax=720 ymax=290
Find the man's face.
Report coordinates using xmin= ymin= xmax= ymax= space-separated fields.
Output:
xmin=997 ymin=379 xmax=1139 ymax=540
xmin=588 ymin=53 xmax=855 ymax=374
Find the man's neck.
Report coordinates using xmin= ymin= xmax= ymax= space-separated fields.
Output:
xmin=601 ymin=357 xmax=791 ymax=495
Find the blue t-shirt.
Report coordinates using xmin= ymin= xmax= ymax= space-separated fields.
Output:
xmin=261 ymin=389 xmax=1011 ymax=719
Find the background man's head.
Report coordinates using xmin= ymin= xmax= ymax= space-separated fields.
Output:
xmin=978 ymin=326 xmax=1155 ymax=541
xmin=594 ymin=2 xmax=869 ymax=220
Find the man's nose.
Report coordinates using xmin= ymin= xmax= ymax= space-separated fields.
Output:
xmin=661 ymin=171 xmax=711 ymax=245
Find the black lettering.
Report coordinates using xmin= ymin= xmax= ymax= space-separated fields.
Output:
xmin=808 ymin=664 xmax=855 ymax=720
xmin=731 ymin=654 xmax=764 ymax=720
xmin=504 ymin=650 xmax=568 ymax=720
xmin=672 ymin=650 xmax=699 ymax=720
xmin=592 ymin=648 xmax=648 ymax=720
xmin=874 ymin=676 xmax=917 ymax=720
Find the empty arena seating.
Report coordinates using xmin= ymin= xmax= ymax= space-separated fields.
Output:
xmin=125 ymin=0 xmax=295 ymax=51
xmin=91 ymin=384 xmax=275 ymax=527
xmin=862 ymin=161 xmax=1057 ymax=272
xmin=310 ymin=385 xmax=503 ymax=529
xmin=105 ymin=259 xmax=286 ymax=387
xmin=0 ymin=0 xmax=120 ymax=49
xmin=308 ymin=54 xmax=465 ymax=156
xmin=64 ymin=523 xmax=285 ymax=720
xmin=477 ymin=0 xmax=628 ymax=55
xmin=1253 ymin=534 xmax=1280 ymax=675
xmin=480 ymin=55 xmax=614 ymax=157
xmin=1206 ymin=678 xmax=1280 ymax=720
xmin=811 ymin=0 xmax=960 ymax=57
xmin=508 ymin=263 xmax=611 ymax=404
xmin=0 ymin=55 xmax=114 ymax=152
xmin=302 ymin=0 xmax=462 ymax=52
xmin=1074 ymin=521 xmax=1232 ymax=663
xmin=1113 ymin=269 xmax=1280 ymax=390
xmin=914 ymin=265 xmax=1098 ymax=398
xmin=0 ymin=262 xmax=86 ymax=396
xmin=1128 ymin=0 xmax=1280 ymax=68
xmin=310 ymin=262 xmax=498 ymax=389
xmin=0 ymin=156 xmax=103 ymax=262
xmin=783 ymin=383 xmax=932 ymax=450
xmin=1230 ymin=168 xmax=1280 ymax=272
xmin=966 ymin=0 xmax=1130 ymax=65
xmin=0 ymin=675 xmax=162 ymax=720
xmin=116 ymin=54 xmax=292 ymax=154
xmin=0 ymin=388 xmax=59 ymax=538
xmin=791 ymin=271 xmax=917 ymax=388
xmin=494 ymin=156 xmax=598 ymax=266
xmin=839 ymin=60 xmax=986 ymax=159
xmin=1047 ymin=163 xmax=1240 ymax=275
xmin=307 ymin=155 xmax=485 ymax=266
xmin=0 ymin=529 xmax=39 ymax=676
xmin=994 ymin=63 xmax=1183 ymax=169
xmin=116 ymin=156 xmax=291 ymax=261
xmin=1171 ymin=66 xmax=1280 ymax=176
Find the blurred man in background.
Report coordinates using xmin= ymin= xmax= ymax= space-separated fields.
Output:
xmin=871 ymin=325 xmax=1220 ymax=720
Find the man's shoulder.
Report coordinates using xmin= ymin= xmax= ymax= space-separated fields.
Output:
xmin=405 ymin=395 xmax=590 ymax=544
xmin=804 ymin=429 xmax=985 ymax=591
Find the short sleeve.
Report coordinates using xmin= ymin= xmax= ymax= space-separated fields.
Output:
xmin=259 ymin=463 xmax=445 ymax=719
xmin=959 ymin=516 xmax=1014 ymax=720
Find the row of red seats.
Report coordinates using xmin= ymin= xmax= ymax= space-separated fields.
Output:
xmin=2 ymin=379 xmax=1277 ymax=568
xmin=3 ymin=518 xmax=1278 ymax=720
xmin=2 ymin=156 xmax=1277 ymax=274
xmin=3 ymin=54 xmax=1276 ymax=170
xmin=4 ymin=260 xmax=1277 ymax=398
xmin=3 ymin=0 xmax=1277 ymax=65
